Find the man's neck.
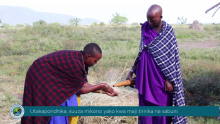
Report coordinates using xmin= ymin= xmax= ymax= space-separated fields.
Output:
xmin=153 ymin=21 xmax=163 ymax=33
xmin=81 ymin=51 xmax=85 ymax=65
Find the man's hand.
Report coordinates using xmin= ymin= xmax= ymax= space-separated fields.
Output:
xmin=100 ymin=83 xmax=118 ymax=96
xmin=100 ymin=83 xmax=114 ymax=93
xmin=126 ymin=65 xmax=137 ymax=82
xmin=165 ymin=79 xmax=173 ymax=93
xmin=106 ymin=90 xmax=118 ymax=96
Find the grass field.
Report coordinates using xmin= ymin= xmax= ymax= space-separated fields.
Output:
xmin=0 ymin=24 xmax=220 ymax=124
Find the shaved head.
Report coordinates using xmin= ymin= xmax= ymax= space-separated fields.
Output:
xmin=83 ymin=43 xmax=102 ymax=67
xmin=83 ymin=43 xmax=102 ymax=57
xmin=147 ymin=4 xmax=162 ymax=17
xmin=146 ymin=4 xmax=163 ymax=28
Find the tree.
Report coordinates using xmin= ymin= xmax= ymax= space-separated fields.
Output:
xmin=53 ymin=22 xmax=61 ymax=26
xmin=33 ymin=21 xmax=40 ymax=26
xmin=100 ymin=22 xmax=105 ymax=26
xmin=110 ymin=13 xmax=128 ymax=27
xmin=3 ymin=23 xmax=10 ymax=29
xmin=93 ymin=22 xmax=98 ymax=26
xmin=16 ymin=24 xmax=25 ymax=28
xmin=177 ymin=17 xmax=187 ymax=24
xmin=33 ymin=20 xmax=47 ymax=26
xmin=0 ymin=19 xmax=2 ymax=28
xmin=39 ymin=20 xmax=47 ymax=25
xmin=69 ymin=18 xmax=81 ymax=26
xmin=205 ymin=2 xmax=220 ymax=17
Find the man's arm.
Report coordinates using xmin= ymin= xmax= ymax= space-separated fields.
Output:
xmin=84 ymin=82 xmax=116 ymax=93
xmin=83 ymin=82 xmax=104 ymax=93
xmin=83 ymin=82 xmax=93 ymax=87
xmin=77 ymin=83 xmax=118 ymax=96
xmin=77 ymin=83 xmax=104 ymax=94
xmin=126 ymin=65 xmax=137 ymax=85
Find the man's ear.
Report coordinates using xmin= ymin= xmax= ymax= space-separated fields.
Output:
xmin=86 ymin=54 xmax=91 ymax=58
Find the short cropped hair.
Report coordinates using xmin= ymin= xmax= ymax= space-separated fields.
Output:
xmin=83 ymin=43 xmax=102 ymax=57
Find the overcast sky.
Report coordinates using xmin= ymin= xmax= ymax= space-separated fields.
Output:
xmin=1 ymin=0 xmax=220 ymax=24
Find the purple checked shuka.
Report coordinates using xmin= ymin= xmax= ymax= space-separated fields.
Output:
xmin=135 ymin=21 xmax=172 ymax=107
xmin=133 ymin=21 xmax=187 ymax=124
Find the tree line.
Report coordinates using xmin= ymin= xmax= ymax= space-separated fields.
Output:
xmin=0 ymin=12 xmax=129 ymax=28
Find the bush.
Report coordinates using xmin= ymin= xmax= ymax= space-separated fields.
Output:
xmin=93 ymin=22 xmax=98 ymax=26
xmin=16 ymin=24 xmax=25 ymax=28
xmin=100 ymin=22 xmax=105 ymax=26
xmin=33 ymin=20 xmax=47 ymax=26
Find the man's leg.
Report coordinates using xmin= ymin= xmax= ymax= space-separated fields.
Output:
xmin=138 ymin=94 xmax=172 ymax=124
xmin=138 ymin=94 xmax=154 ymax=124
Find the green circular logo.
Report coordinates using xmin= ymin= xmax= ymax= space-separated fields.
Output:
xmin=10 ymin=104 xmax=24 ymax=119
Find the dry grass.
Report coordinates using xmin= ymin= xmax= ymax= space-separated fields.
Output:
xmin=77 ymin=68 xmax=139 ymax=124
xmin=78 ymin=86 xmax=138 ymax=124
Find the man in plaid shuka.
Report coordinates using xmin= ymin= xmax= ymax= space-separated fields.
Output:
xmin=21 ymin=43 xmax=118 ymax=124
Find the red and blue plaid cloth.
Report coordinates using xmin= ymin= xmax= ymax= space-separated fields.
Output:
xmin=21 ymin=50 xmax=87 ymax=124
xmin=134 ymin=21 xmax=187 ymax=124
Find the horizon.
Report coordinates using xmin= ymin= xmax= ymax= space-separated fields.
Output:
xmin=0 ymin=0 xmax=220 ymax=25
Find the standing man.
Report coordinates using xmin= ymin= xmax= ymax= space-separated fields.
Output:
xmin=126 ymin=4 xmax=187 ymax=124
xmin=21 ymin=43 xmax=118 ymax=124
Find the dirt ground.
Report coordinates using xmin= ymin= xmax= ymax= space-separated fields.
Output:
xmin=178 ymin=41 xmax=220 ymax=49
